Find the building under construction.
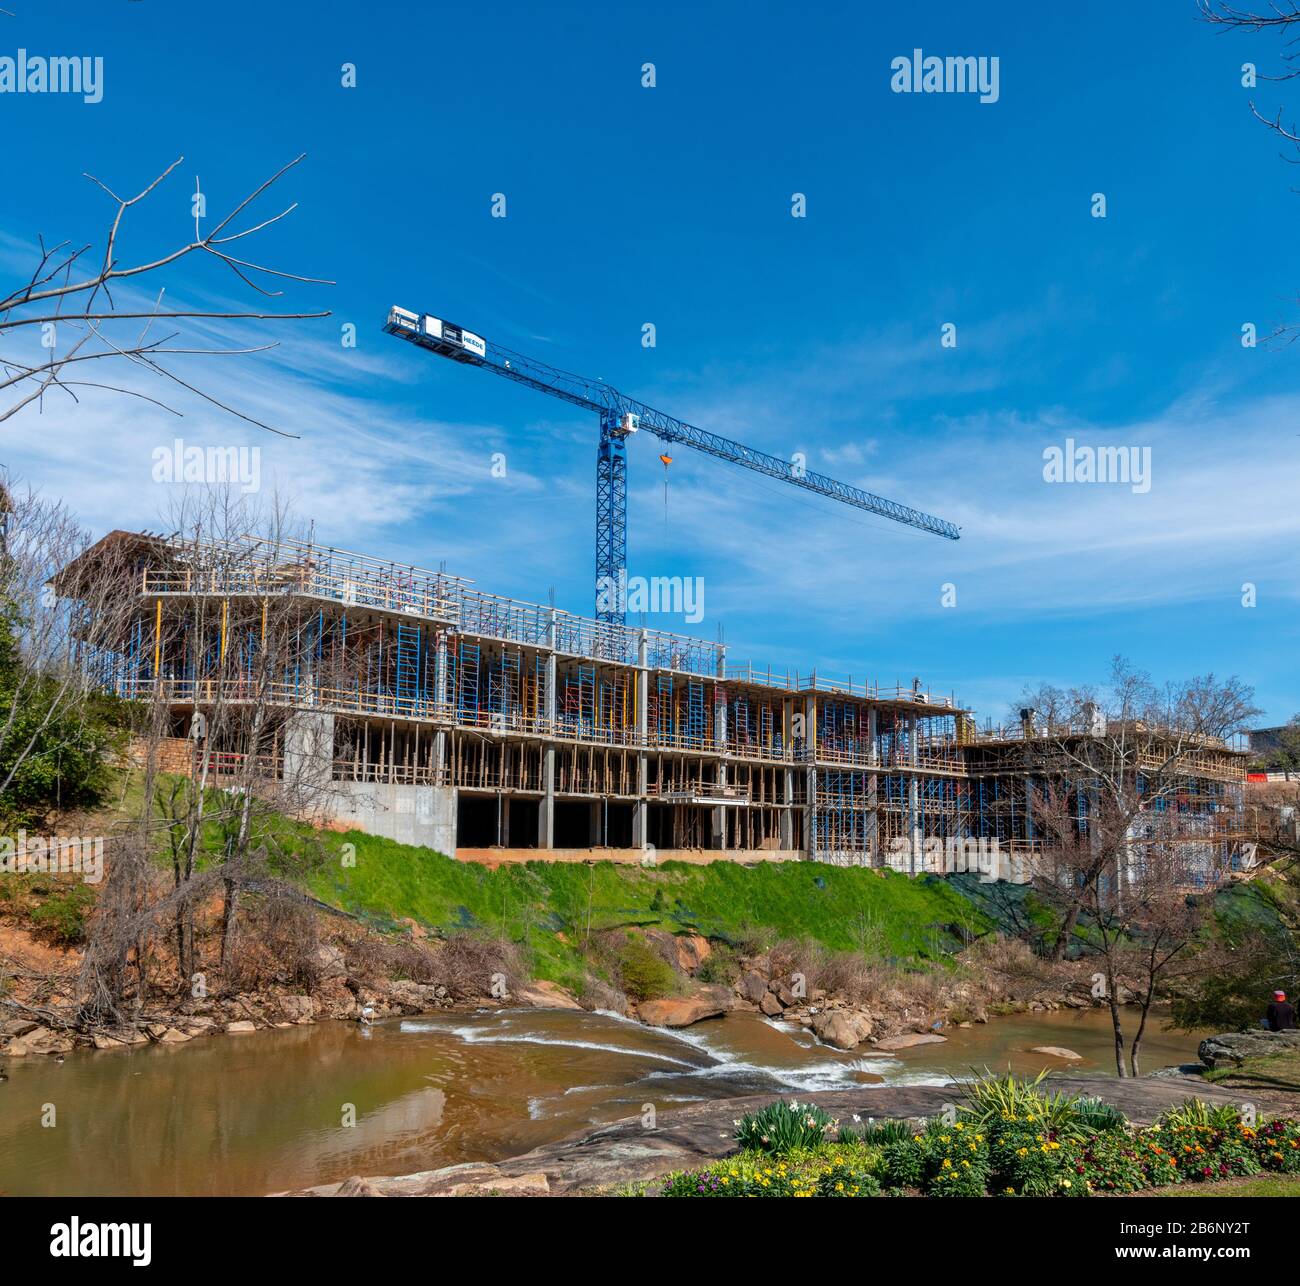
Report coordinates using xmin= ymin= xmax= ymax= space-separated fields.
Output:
xmin=61 ymin=529 xmax=1250 ymax=882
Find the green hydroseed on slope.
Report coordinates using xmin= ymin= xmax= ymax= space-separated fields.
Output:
xmin=298 ymin=829 xmax=992 ymax=986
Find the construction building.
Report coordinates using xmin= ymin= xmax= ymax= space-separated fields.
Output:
xmin=60 ymin=529 xmax=1250 ymax=883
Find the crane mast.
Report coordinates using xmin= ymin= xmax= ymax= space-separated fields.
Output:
xmin=384 ymin=306 xmax=960 ymax=625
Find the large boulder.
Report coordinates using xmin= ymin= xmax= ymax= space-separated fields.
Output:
xmin=1031 ymin=1046 xmax=1082 ymax=1061
xmin=277 ymin=995 xmax=315 ymax=1024
xmin=639 ymin=988 xmax=730 ymax=1028
xmin=386 ymin=981 xmax=445 ymax=1013
xmin=759 ymin=991 xmax=784 ymax=1017
xmin=511 ymin=981 xmax=582 ymax=1010
xmin=873 ymin=1032 xmax=947 ymax=1051
xmin=5 ymin=1025 xmax=75 ymax=1056
xmin=674 ymin=934 xmax=712 ymax=973
xmin=738 ymin=971 xmax=769 ymax=1005
xmin=581 ymin=980 xmax=630 ymax=1017
xmin=1198 ymin=1029 xmax=1300 ymax=1070
xmin=812 ymin=1009 xmax=873 ymax=1051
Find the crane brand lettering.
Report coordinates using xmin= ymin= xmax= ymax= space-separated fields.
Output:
xmin=890 ymin=50 xmax=1000 ymax=104
xmin=0 ymin=50 xmax=104 ymax=103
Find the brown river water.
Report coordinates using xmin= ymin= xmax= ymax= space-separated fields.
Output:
xmin=0 ymin=1007 xmax=1210 ymax=1196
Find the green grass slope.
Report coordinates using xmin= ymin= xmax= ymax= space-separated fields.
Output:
xmin=299 ymin=830 xmax=991 ymax=988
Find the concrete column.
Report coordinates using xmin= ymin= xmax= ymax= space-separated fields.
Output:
xmin=780 ymin=765 xmax=794 ymax=850
xmin=633 ymin=629 xmax=649 ymax=848
xmin=283 ymin=710 xmax=334 ymax=801
xmin=589 ymin=800 xmax=602 ymax=846
xmin=866 ymin=705 xmax=880 ymax=865
xmin=908 ymin=713 xmax=920 ymax=874
xmin=540 ymin=609 xmax=557 ymax=849
xmin=804 ymin=694 xmax=818 ymax=860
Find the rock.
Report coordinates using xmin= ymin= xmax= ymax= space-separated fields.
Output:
xmin=812 ymin=1009 xmax=873 ymax=1051
xmin=313 ymin=978 xmax=358 ymax=1019
xmin=759 ymin=991 xmax=784 ymax=1017
xmin=335 ymin=1175 xmax=386 ymax=1197
xmin=1198 ymin=1029 xmax=1300 ymax=1070
xmin=441 ymin=1171 xmax=551 ymax=1197
xmin=581 ymin=980 xmax=629 ymax=1017
xmin=511 ymin=980 xmax=583 ymax=1010
xmin=225 ymin=1020 xmax=257 ymax=1033
xmin=1 ymin=1019 xmax=39 ymax=1039
xmin=1031 ymin=1046 xmax=1082 ymax=1060
xmin=314 ymin=943 xmax=347 ymax=980
xmin=158 ymin=1028 xmax=192 ymax=1044
xmin=873 ymin=1032 xmax=947 ymax=1051
xmin=182 ymin=1016 xmax=217 ymax=1032
xmin=639 ymin=990 xmax=729 ymax=1028
xmin=145 ymin=1023 xmax=169 ymax=1039
xmin=326 ymin=1163 xmax=552 ymax=1198
xmin=775 ymin=984 xmax=798 ymax=1008
xmin=92 ymin=1032 xmax=125 ymax=1050
xmin=386 ymin=981 xmax=445 ymax=1013
xmin=675 ymin=934 xmax=712 ymax=973
xmin=6 ymin=1026 xmax=75 ymax=1057
xmin=738 ymin=971 xmax=768 ymax=1005
xmin=277 ymin=995 xmax=314 ymax=1024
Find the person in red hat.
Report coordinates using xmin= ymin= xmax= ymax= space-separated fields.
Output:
xmin=1265 ymin=990 xmax=1296 ymax=1032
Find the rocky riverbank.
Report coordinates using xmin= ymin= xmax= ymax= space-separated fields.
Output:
xmin=1 ymin=922 xmax=1101 ymax=1059
xmin=285 ymin=1072 xmax=1299 ymax=1198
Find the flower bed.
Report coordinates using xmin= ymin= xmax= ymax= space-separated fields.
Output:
xmin=658 ymin=1078 xmax=1300 ymax=1199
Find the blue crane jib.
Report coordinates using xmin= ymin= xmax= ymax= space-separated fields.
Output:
xmin=383 ymin=305 xmax=961 ymax=625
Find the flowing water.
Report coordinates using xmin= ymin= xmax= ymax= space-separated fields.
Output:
xmin=0 ymin=1006 xmax=1208 ymax=1196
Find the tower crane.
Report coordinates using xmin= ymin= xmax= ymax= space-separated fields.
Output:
xmin=384 ymin=305 xmax=960 ymax=626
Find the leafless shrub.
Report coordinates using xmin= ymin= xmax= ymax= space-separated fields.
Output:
xmin=345 ymin=933 xmax=443 ymax=987
xmin=222 ymin=892 xmax=321 ymax=993
xmin=436 ymin=933 xmax=523 ymax=1002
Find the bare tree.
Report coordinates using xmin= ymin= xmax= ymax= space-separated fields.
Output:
xmin=1201 ymin=2 xmax=1300 ymax=341
xmin=0 ymin=155 xmax=331 ymax=432
xmin=74 ymin=489 xmax=355 ymax=1023
xmin=1022 ymin=659 xmax=1260 ymax=1073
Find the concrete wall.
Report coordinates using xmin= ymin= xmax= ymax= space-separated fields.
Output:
xmin=329 ymin=781 xmax=456 ymax=853
xmin=454 ymin=846 xmax=802 ymax=867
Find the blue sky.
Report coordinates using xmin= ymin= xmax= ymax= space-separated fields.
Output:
xmin=2 ymin=0 xmax=1298 ymax=727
